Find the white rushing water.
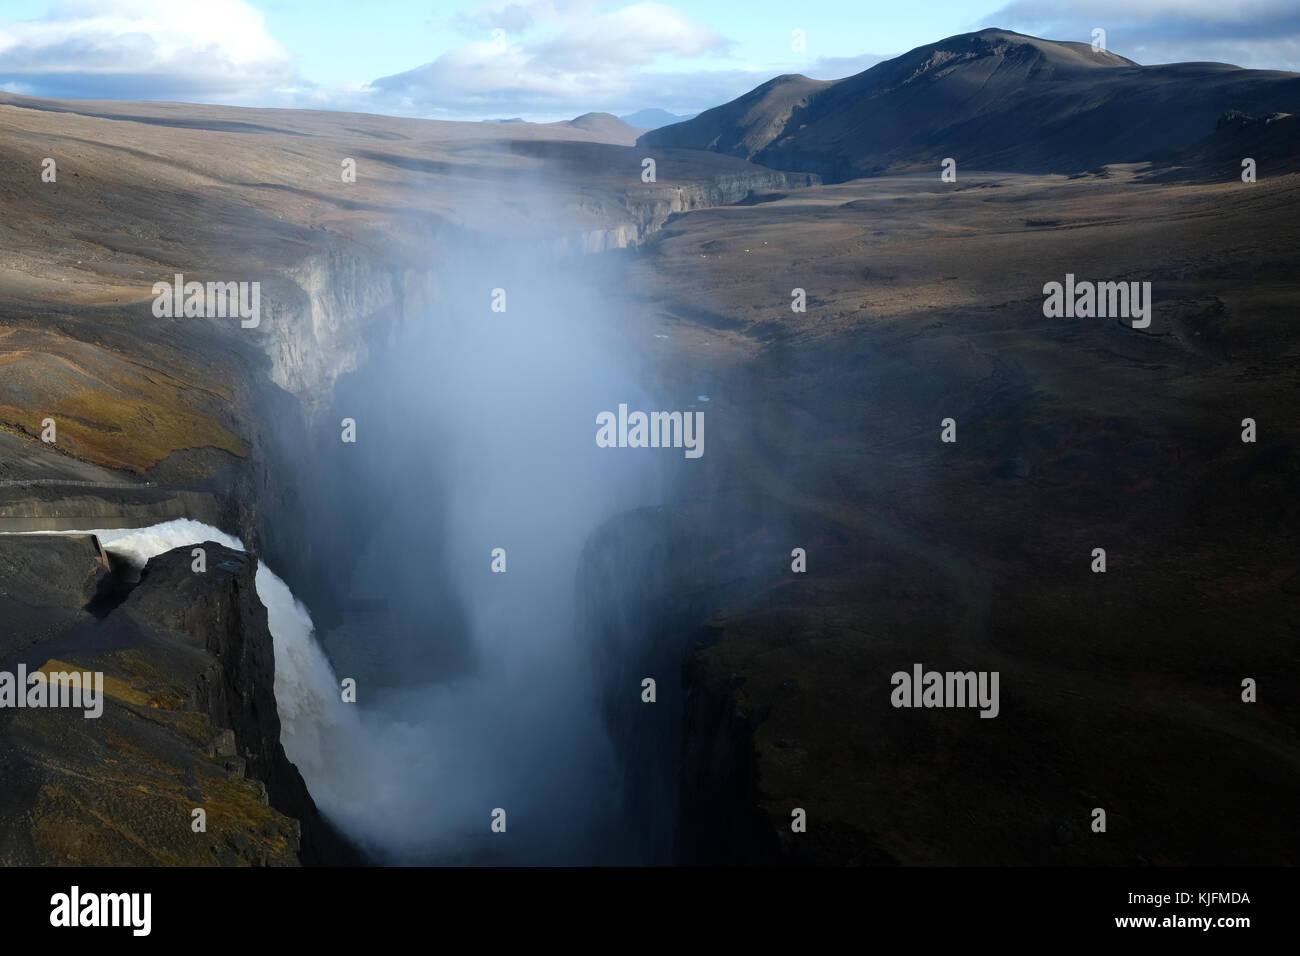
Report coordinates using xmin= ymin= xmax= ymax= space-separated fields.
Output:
xmin=27 ymin=519 xmax=408 ymax=854
xmin=20 ymin=518 xmax=627 ymax=862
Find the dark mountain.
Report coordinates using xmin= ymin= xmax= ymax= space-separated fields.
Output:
xmin=554 ymin=111 xmax=642 ymax=144
xmin=1140 ymin=109 xmax=1300 ymax=181
xmin=639 ymin=28 xmax=1300 ymax=180
xmin=619 ymin=108 xmax=697 ymax=129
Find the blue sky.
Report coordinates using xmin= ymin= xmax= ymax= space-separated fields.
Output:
xmin=0 ymin=0 xmax=1296 ymax=121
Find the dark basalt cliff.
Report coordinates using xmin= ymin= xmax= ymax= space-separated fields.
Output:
xmin=0 ymin=535 xmax=357 ymax=865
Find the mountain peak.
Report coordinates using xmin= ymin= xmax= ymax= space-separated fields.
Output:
xmin=640 ymin=29 xmax=1293 ymax=181
xmin=890 ymin=28 xmax=1140 ymax=82
xmin=553 ymin=112 xmax=641 ymax=144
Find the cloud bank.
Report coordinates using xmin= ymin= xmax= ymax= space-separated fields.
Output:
xmin=0 ymin=0 xmax=296 ymax=100
xmin=0 ymin=0 xmax=1294 ymax=120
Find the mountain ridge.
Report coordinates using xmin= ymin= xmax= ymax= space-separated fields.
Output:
xmin=640 ymin=28 xmax=1300 ymax=180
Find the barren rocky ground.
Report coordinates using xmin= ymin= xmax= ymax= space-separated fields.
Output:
xmin=616 ymin=167 xmax=1300 ymax=863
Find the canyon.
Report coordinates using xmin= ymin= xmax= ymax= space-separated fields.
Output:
xmin=1 ymin=29 xmax=1298 ymax=866
xmin=0 ymin=91 xmax=811 ymax=864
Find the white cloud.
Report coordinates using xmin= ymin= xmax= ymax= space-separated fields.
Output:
xmin=0 ymin=0 xmax=746 ymax=118
xmin=530 ymin=2 xmax=729 ymax=67
xmin=0 ymin=0 xmax=297 ymax=99
xmin=369 ymin=2 xmax=735 ymax=118
xmin=0 ymin=0 xmax=884 ymax=122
